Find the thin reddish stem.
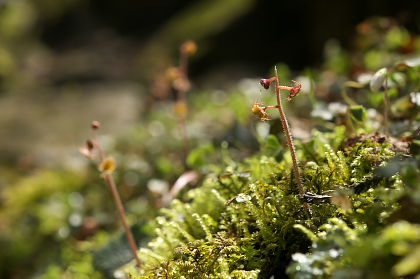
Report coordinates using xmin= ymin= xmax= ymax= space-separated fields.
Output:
xmin=262 ymin=105 xmax=280 ymax=110
xmin=90 ymin=123 xmax=141 ymax=266
xmin=179 ymin=52 xmax=189 ymax=83
xmin=178 ymin=117 xmax=190 ymax=157
xmin=104 ymin=173 xmax=142 ymax=267
xmin=273 ymin=67 xmax=311 ymax=217
xmin=91 ymin=129 xmax=105 ymax=162
xmin=273 ymin=67 xmax=304 ymax=196
xmin=277 ymin=85 xmax=294 ymax=91
xmin=177 ymin=50 xmax=191 ymax=158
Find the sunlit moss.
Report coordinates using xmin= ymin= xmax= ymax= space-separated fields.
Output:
xmin=132 ymin=128 xmax=407 ymax=278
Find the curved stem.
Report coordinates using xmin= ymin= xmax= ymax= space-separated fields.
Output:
xmin=86 ymin=123 xmax=142 ymax=265
xmin=104 ymin=173 xmax=142 ymax=267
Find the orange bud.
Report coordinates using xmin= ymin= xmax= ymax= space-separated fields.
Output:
xmin=99 ymin=157 xmax=116 ymax=174
xmin=174 ymin=101 xmax=188 ymax=118
xmin=252 ymin=103 xmax=270 ymax=121
xmin=165 ymin=67 xmax=181 ymax=82
xmin=180 ymin=40 xmax=197 ymax=56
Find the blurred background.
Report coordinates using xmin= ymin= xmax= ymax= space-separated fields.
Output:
xmin=0 ymin=0 xmax=418 ymax=278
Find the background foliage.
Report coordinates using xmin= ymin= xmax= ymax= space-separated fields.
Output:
xmin=0 ymin=0 xmax=419 ymax=278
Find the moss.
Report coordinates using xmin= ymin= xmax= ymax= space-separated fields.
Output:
xmin=131 ymin=130 xmax=405 ymax=278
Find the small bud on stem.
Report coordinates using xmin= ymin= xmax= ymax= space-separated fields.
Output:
xmin=91 ymin=121 xmax=101 ymax=130
xmin=99 ymin=157 xmax=117 ymax=174
xmin=86 ymin=139 xmax=94 ymax=150
xmin=180 ymin=40 xmax=197 ymax=56
xmin=287 ymin=80 xmax=302 ymax=101
xmin=252 ymin=103 xmax=270 ymax=121
xmin=80 ymin=122 xmax=141 ymax=266
xmin=260 ymin=77 xmax=276 ymax=89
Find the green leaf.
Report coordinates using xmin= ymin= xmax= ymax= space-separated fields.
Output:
xmin=349 ymin=105 xmax=367 ymax=123
xmin=393 ymin=246 xmax=420 ymax=276
xmin=261 ymin=135 xmax=283 ymax=159
xmin=93 ymin=222 xmax=149 ymax=277
xmin=293 ymin=224 xmax=318 ymax=242
xmin=187 ymin=143 xmax=216 ymax=168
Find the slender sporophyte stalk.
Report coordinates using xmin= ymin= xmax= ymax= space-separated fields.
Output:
xmin=170 ymin=40 xmax=197 ymax=160
xmin=256 ymin=67 xmax=311 ymax=217
xmin=80 ymin=121 xmax=142 ymax=267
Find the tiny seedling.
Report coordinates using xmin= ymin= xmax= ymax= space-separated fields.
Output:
xmin=80 ymin=121 xmax=142 ymax=267
xmin=370 ymin=67 xmax=389 ymax=135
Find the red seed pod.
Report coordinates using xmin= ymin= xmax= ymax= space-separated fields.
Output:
xmin=86 ymin=139 xmax=95 ymax=150
xmin=287 ymin=80 xmax=302 ymax=101
xmin=91 ymin=121 xmax=101 ymax=130
xmin=260 ymin=79 xmax=272 ymax=89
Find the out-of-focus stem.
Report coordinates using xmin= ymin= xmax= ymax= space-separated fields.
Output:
xmin=178 ymin=116 xmax=190 ymax=156
xmin=383 ymin=76 xmax=389 ymax=135
xmin=103 ymin=173 xmax=142 ymax=267
xmin=263 ymin=105 xmax=280 ymax=110
xmin=90 ymin=121 xmax=141 ymax=266
xmin=91 ymin=129 xmax=105 ymax=162
xmin=177 ymin=51 xmax=190 ymax=158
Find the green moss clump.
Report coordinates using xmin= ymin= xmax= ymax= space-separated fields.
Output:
xmin=132 ymin=129 xmax=407 ymax=278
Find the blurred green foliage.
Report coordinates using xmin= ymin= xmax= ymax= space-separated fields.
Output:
xmin=0 ymin=1 xmax=419 ymax=277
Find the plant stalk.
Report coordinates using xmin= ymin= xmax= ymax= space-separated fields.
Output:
xmin=273 ymin=67 xmax=304 ymax=196
xmin=273 ymin=67 xmax=311 ymax=216
xmin=383 ymin=75 xmax=389 ymax=135
xmin=177 ymin=51 xmax=191 ymax=159
xmin=104 ymin=172 xmax=142 ymax=267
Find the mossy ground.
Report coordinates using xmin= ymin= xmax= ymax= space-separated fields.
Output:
xmin=129 ymin=128 xmax=418 ymax=278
